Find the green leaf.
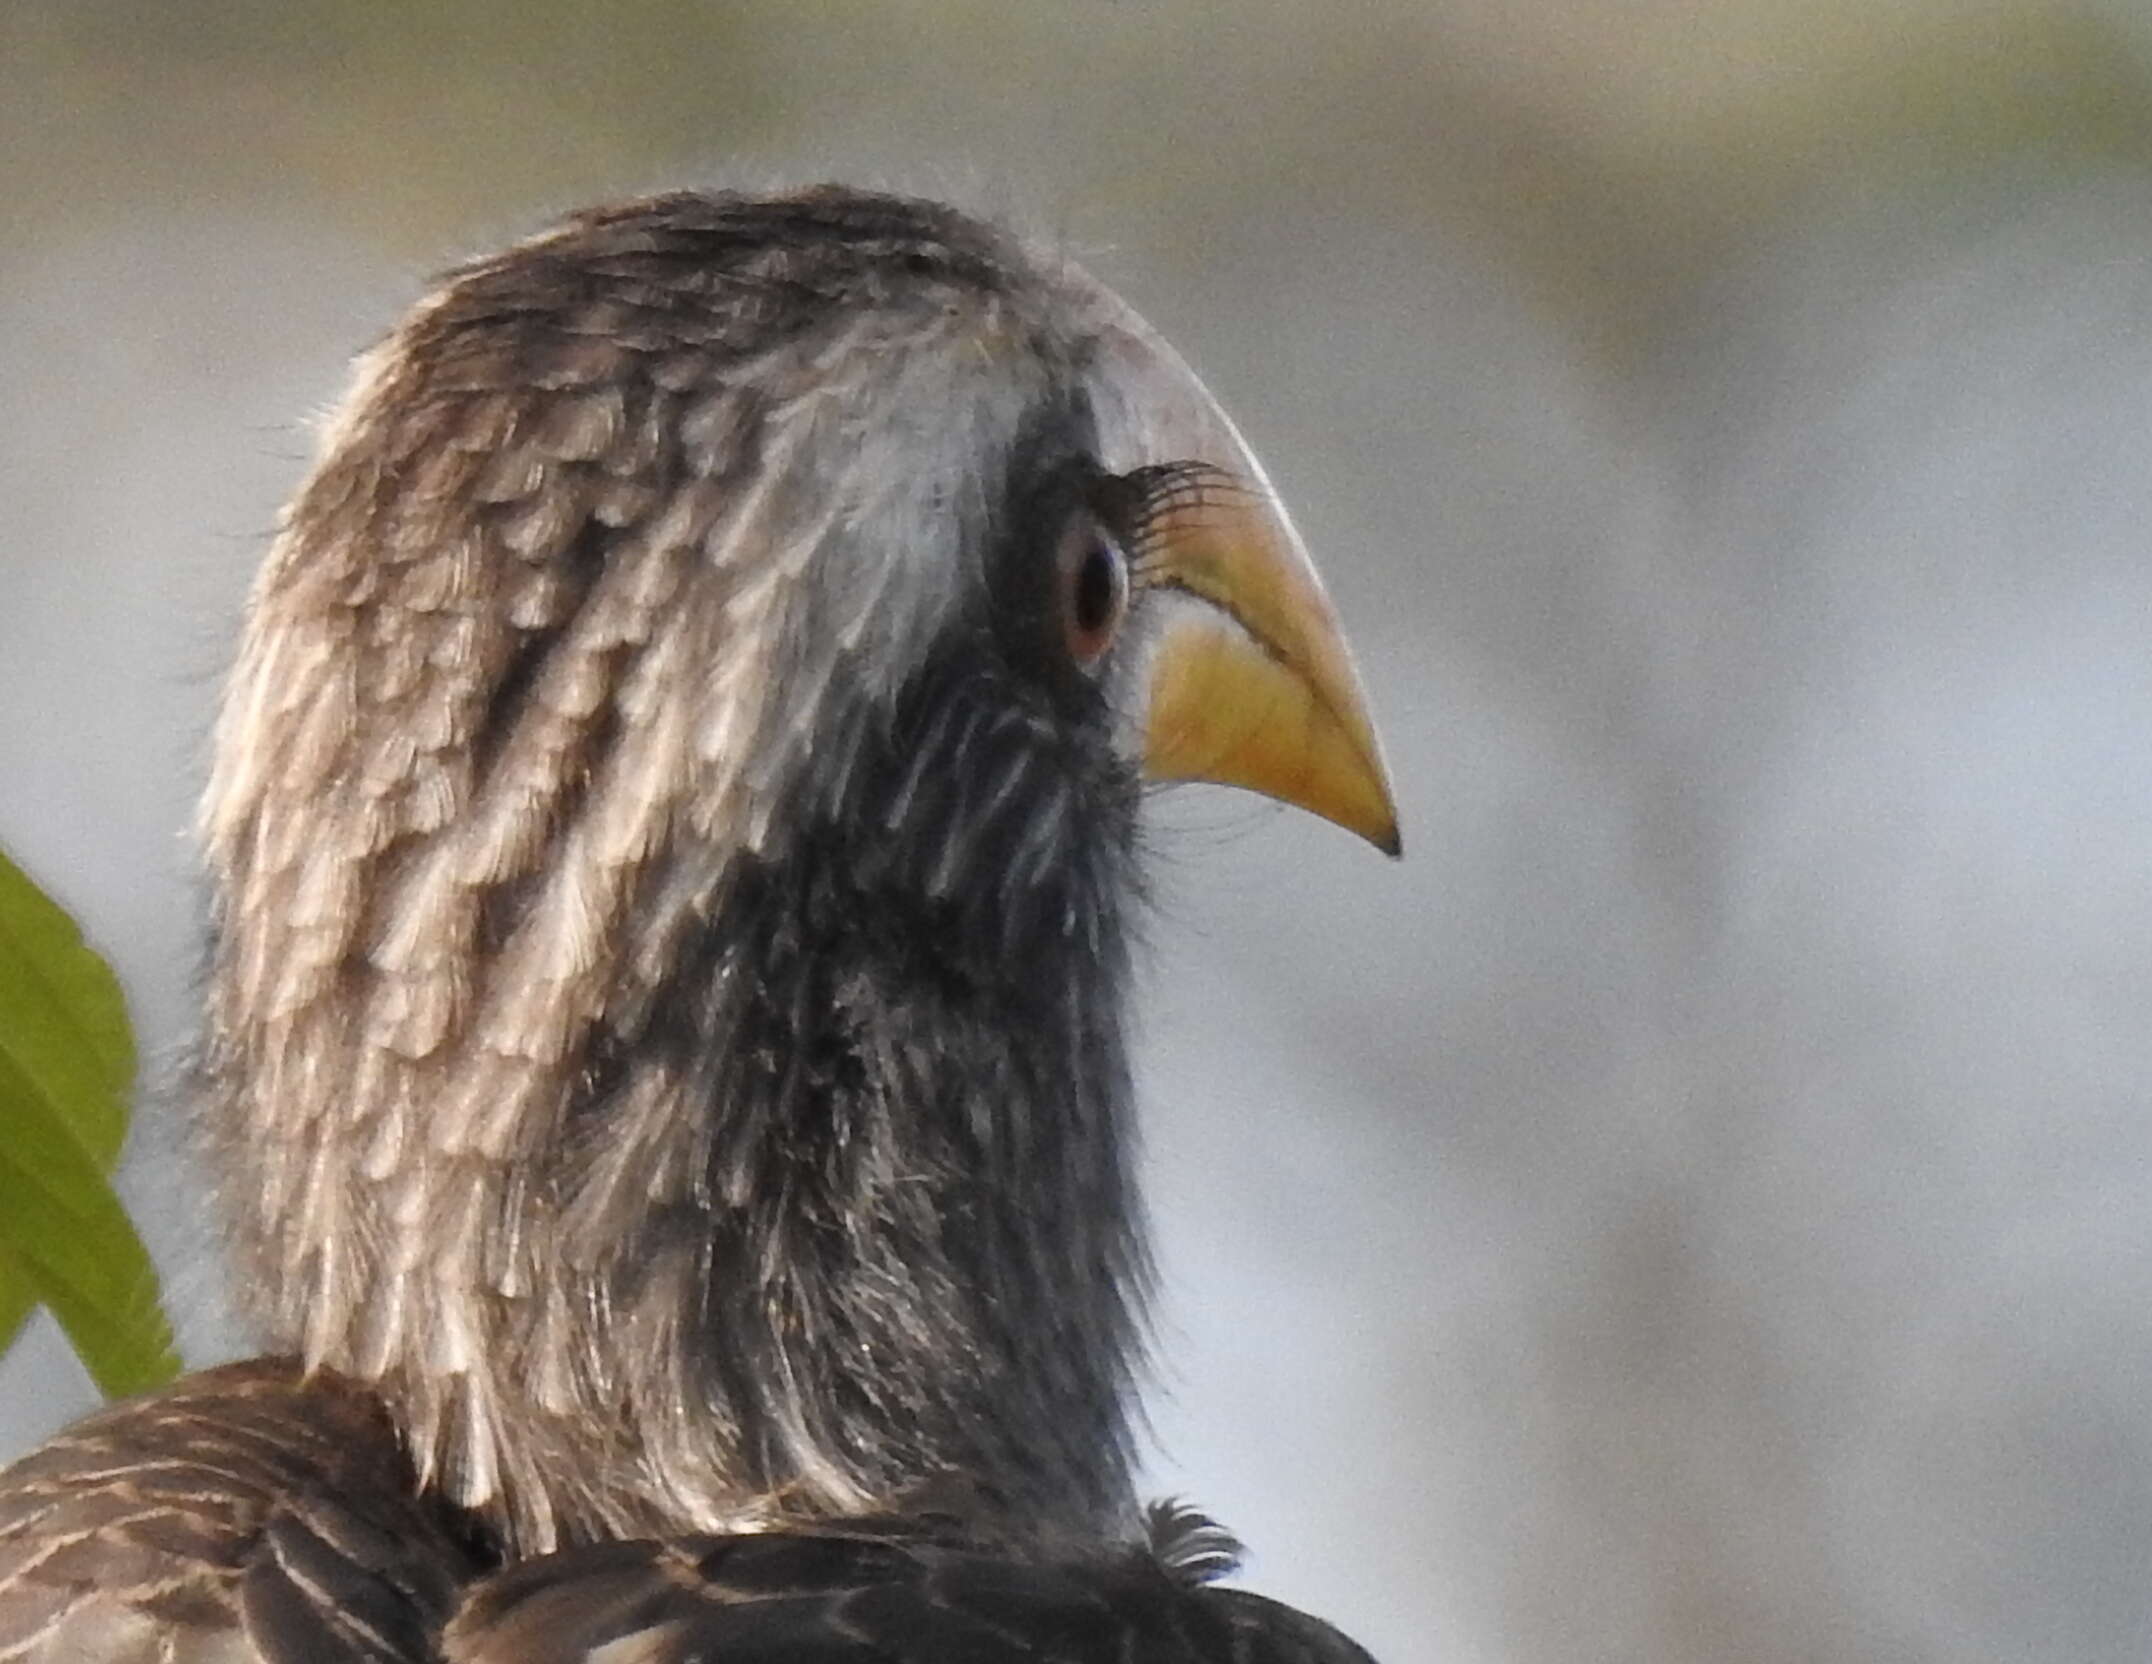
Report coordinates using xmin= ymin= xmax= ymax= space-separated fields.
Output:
xmin=0 ymin=850 xmax=134 ymax=1168
xmin=0 ymin=1240 xmax=34 ymax=1359
xmin=0 ymin=847 xmax=179 ymax=1397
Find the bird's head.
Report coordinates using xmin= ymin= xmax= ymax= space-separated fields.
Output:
xmin=198 ymin=187 xmax=1395 ymax=1553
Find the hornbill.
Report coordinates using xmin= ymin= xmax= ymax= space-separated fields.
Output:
xmin=0 ymin=187 xmax=1398 ymax=1662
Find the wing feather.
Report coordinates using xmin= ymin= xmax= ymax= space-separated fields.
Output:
xmin=0 ymin=1363 xmax=479 ymax=1664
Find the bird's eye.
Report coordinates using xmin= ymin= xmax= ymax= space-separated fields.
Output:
xmin=1055 ymin=511 xmax=1131 ymax=669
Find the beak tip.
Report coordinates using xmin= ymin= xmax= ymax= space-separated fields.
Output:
xmin=1353 ymin=798 xmax=1403 ymax=859
xmin=1341 ymin=756 xmax=1402 ymax=858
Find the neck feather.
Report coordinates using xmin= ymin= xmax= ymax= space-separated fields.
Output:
xmin=202 ymin=700 xmax=1150 ymax=1555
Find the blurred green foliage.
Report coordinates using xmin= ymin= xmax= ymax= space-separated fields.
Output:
xmin=0 ymin=848 xmax=179 ymax=1400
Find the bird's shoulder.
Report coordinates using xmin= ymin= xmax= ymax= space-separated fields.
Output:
xmin=0 ymin=1357 xmax=484 ymax=1664
xmin=446 ymin=1527 xmax=1380 ymax=1664
xmin=0 ymin=1365 xmax=1377 ymax=1663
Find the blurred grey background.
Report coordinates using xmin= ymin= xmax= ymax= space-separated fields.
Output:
xmin=9 ymin=2 xmax=2152 ymax=1659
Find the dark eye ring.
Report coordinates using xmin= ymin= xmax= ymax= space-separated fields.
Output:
xmin=1056 ymin=511 xmax=1131 ymax=669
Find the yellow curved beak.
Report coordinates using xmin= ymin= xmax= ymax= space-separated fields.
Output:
xmin=1063 ymin=270 xmax=1398 ymax=855
xmin=1140 ymin=470 xmax=1401 ymax=857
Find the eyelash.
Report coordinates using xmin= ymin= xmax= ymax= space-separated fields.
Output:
xmin=1050 ymin=461 xmax=1243 ymax=671
xmin=1114 ymin=461 xmax=1239 ymax=582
